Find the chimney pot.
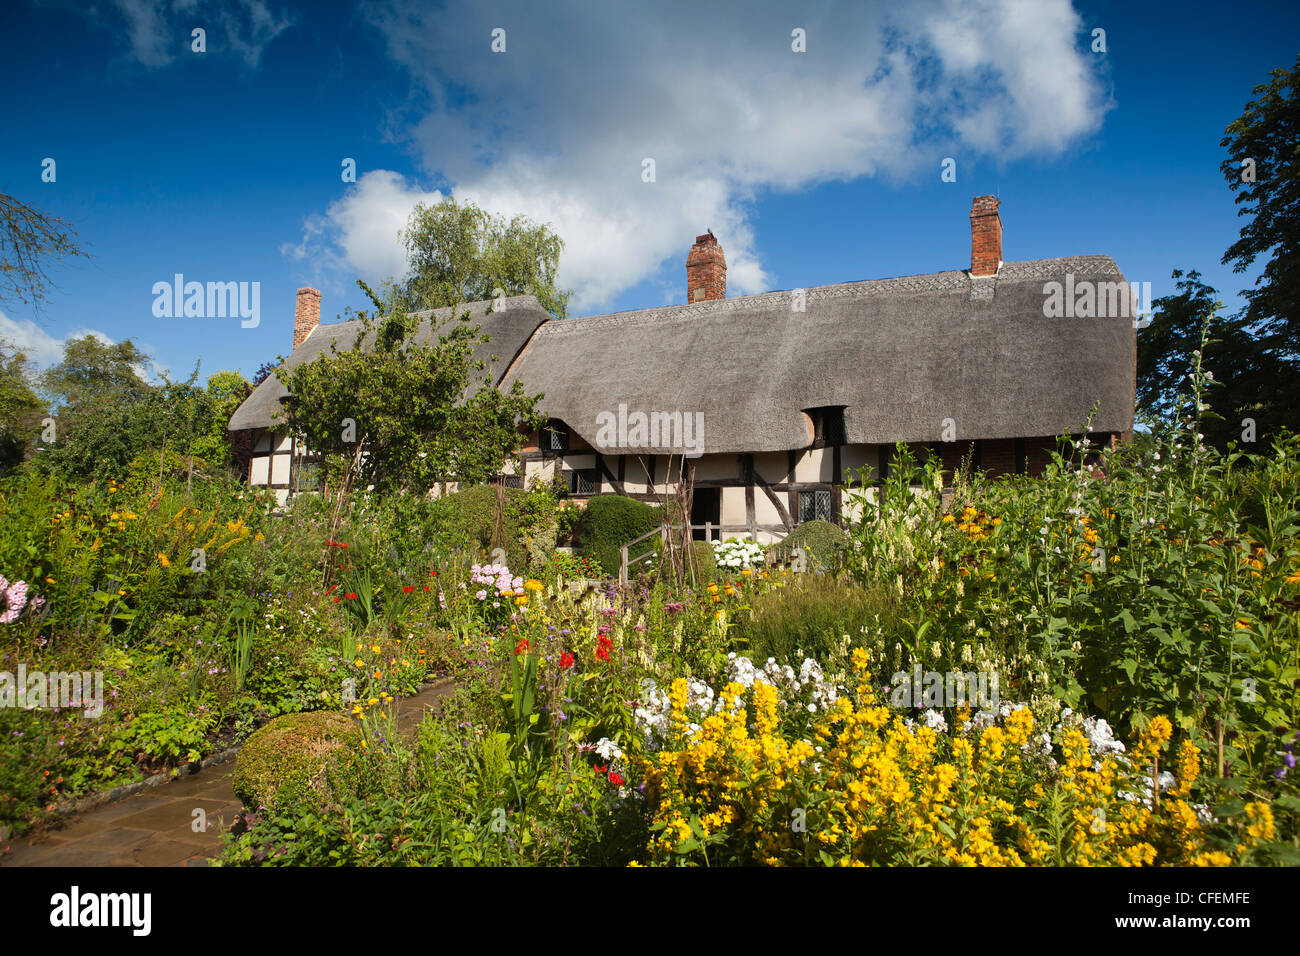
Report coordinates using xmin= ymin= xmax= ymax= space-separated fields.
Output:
xmin=969 ymin=196 xmax=1002 ymax=277
xmin=293 ymin=287 xmax=321 ymax=349
xmin=686 ymin=231 xmax=726 ymax=302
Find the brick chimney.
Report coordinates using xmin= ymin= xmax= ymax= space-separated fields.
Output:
xmin=293 ymin=287 xmax=321 ymax=349
xmin=969 ymin=196 xmax=1002 ymax=276
xmin=686 ymin=230 xmax=726 ymax=302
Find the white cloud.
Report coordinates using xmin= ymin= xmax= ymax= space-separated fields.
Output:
xmin=107 ymin=0 xmax=294 ymax=68
xmin=289 ymin=0 xmax=1109 ymax=312
xmin=0 ymin=312 xmax=114 ymax=368
xmin=0 ymin=314 xmax=171 ymax=385
xmin=280 ymin=171 xmax=443 ymax=295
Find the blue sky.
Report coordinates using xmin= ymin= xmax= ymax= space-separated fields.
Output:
xmin=1 ymin=0 xmax=1296 ymax=385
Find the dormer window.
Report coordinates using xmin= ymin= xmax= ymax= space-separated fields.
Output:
xmin=805 ymin=406 xmax=846 ymax=449
xmin=540 ymin=419 xmax=569 ymax=452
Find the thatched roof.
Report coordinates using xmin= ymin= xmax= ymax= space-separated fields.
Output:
xmin=227 ymin=296 xmax=550 ymax=432
xmin=501 ymin=256 xmax=1136 ymax=454
xmin=231 ymin=256 xmax=1136 ymax=452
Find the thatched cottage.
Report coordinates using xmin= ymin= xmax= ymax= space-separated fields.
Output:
xmin=228 ymin=196 xmax=1137 ymax=537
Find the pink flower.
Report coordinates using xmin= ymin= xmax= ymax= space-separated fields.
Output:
xmin=475 ymin=589 xmax=488 ymax=601
xmin=0 ymin=576 xmax=30 ymax=625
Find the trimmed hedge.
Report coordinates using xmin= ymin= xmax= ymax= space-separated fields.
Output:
xmin=771 ymin=519 xmax=851 ymax=572
xmin=232 ymin=711 xmax=365 ymax=813
xmin=430 ymin=484 xmax=529 ymax=571
xmin=575 ymin=495 xmax=664 ymax=576
xmin=688 ymin=539 xmax=717 ymax=582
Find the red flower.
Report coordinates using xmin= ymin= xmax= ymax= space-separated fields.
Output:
xmin=327 ymin=540 xmax=349 ymax=549
xmin=332 ymin=596 xmax=340 ymax=603
xmin=423 ymin=586 xmax=431 ymax=592
xmin=609 ymin=772 xmax=624 ymax=787
xmin=594 ymin=764 xmax=607 ymax=775
xmin=402 ymin=585 xmax=414 ymax=594
xmin=595 ymin=635 xmax=613 ymax=661
xmin=515 ymin=638 xmax=530 ymax=654
xmin=558 ymin=651 xmax=575 ymax=670
xmin=344 ymin=592 xmax=358 ymax=600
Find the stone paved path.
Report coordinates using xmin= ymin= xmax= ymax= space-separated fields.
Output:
xmin=0 ymin=678 xmax=457 ymax=867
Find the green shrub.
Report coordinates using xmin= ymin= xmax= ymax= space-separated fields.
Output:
xmin=671 ymin=539 xmax=717 ymax=583
xmin=430 ymin=484 xmax=528 ymax=570
xmin=232 ymin=711 xmax=364 ymax=813
xmin=574 ymin=495 xmax=663 ymax=576
xmin=546 ymin=550 xmax=604 ymax=582
xmin=733 ymin=575 xmax=898 ymax=665
xmin=771 ymin=520 xmax=851 ymax=572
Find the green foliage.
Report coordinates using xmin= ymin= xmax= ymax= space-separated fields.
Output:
xmin=399 ymin=196 xmax=571 ymax=319
xmin=842 ymin=336 xmax=1300 ymax=790
xmin=0 ymin=707 xmax=67 ymax=835
xmin=771 ymin=519 xmax=851 ymax=572
xmin=1137 ymin=270 xmax=1287 ymax=450
xmin=0 ymin=341 xmax=44 ymax=473
xmin=1220 ymin=54 xmax=1300 ymax=359
xmin=688 ymin=540 xmax=717 ymax=582
xmin=545 ymin=550 xmax=602 ymax=582
xmin=232 ymin=711 xmax=364 ymax=813
xmin=106 ymin=702 xmax=218 ymax=770
xmin=33 ymin=337 xmax=245 ymax=484
xmin=277 ymin=284 xmax=544 ymax=495
xmin=575 ymin=495 xmax=663 ymax=575
xmin=734 ymin=574 xmax=894 ymax=666
xmin=432 ymin=484 xmax=528 ymax=570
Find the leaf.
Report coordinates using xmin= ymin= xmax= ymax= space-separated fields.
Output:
xmin=1274 ymin=794 xmax=1300 ymax=814
xmin=1214 ymin=797 xmax=1245 ymax=818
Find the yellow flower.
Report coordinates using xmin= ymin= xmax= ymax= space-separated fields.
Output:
xmin=370 ymin=644 xmax=381 ymax=653
xmin=157 ymin=553 xmax=171 ymax=568
xmin=942 ymin=514 xmax=956 ymax=524
xmin=353 ymin=658 xmax=364 ymax=668
xmin=524 ymin=579 xmax=544 ymax=591
xmin=514 ymin=595 xmax=528 ymax=606
xmin=1146 ymin=715 xmax=1173 ymax=746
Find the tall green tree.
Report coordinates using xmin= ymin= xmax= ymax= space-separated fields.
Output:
xmin=1220 ymin=54 xmax=1300 ymax=354
xmin=34 ymin=338 xmax=240 ymax=483
xmin=38 ymin=335 xmax=152 ymax=422
xmin=277 ymin=284 xmax=543 ymax=496
xmin=0 ymin=340 xmax=46 ymax=472
xmin=1219 ymin=55 xmax=1300 ymax=427
xmin=197 ymin=370 xmax=253 ymax=466
xmin=1137 ymin=270 xmax=1285 ymax=450
xmin=398 ymin=197 xmax=571 ymax=318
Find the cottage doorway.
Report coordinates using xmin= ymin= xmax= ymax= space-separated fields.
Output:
xmin=691 ymin=487 xmax=721 ymax=540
